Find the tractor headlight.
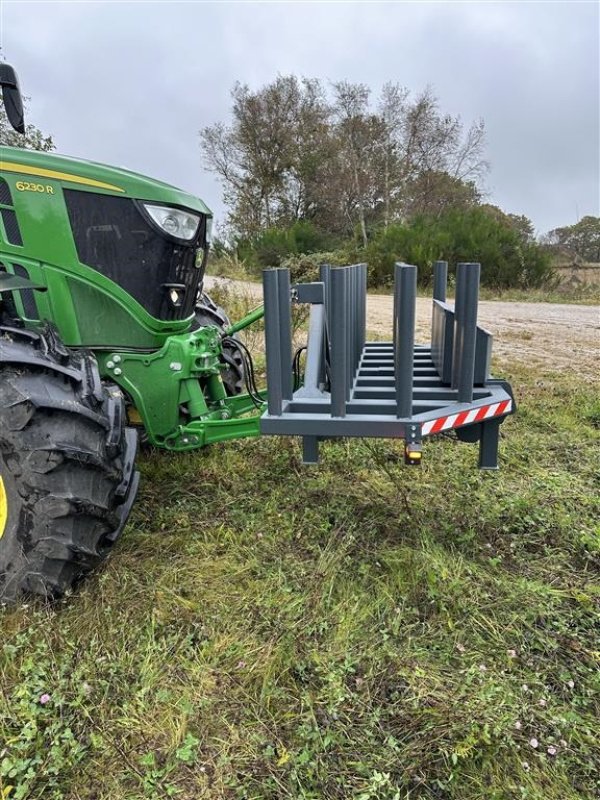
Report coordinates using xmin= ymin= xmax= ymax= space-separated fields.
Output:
xmin=142 ymin=203 xmax=201 ymax=241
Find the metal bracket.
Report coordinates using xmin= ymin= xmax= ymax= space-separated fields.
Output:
xmin=291 ymin=282 xmax=324 ymax=305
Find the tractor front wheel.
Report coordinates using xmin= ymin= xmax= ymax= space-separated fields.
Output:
xmin=0 ymin=328 xmax=139 ymax=602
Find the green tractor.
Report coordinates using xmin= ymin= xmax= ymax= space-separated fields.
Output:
xmin=0 ymin=65 xmax=265 ymax=601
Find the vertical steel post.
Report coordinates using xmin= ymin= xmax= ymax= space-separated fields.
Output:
xmin=479 ymin=418 xmax=500 ymax=470
xmin=431 ymin=260 xmax=448 ymax=376
xmin=452 ymin=262 xmax=467 ymax=391
xmin=352 ymin=266 xmax=360 ymax=375
xmin=330 ymin=267 xmax=348 ymax=417
xmin=302 ymin=435 xmax=320 ymax=464
xmin=359 ymin=263 xmax=367 ymax=352
xmin=394 ymin=262 xmax=417 ymax=418
xmin=319 ymin=263 xmax=331 ymax=389
xmin=300 ymin=304 xmax=326 ymax=395
xmin=433 ymin=260 xmax=448 ymax=302
xmin=320 ymin=263 xmax=331 ymax=332
xmin=351 ymin=266 xmax=357 ymax=374
xmin=454 ymin=262 xmax=480 ymax=403
xmin=347 ymin=268 xmax=354 ymax=397
xmin=278 ymin=268 xmax=293 ymax=401
xmin=346 ymin=268 xmax=353 ymax=397
xmin=263 ymin=269 xmax=283 ymax=416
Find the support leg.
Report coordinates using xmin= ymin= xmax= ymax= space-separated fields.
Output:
xmin=479 ymin=419 xmax=500 ymax=470
xmin=302 ymin=436 xmax=320 ymax=464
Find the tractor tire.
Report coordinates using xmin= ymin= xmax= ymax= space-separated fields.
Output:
xmin=0 ymin=326 xmax=139 ymax=603
xmin=194 ymin=292 xmax=244 ymax=396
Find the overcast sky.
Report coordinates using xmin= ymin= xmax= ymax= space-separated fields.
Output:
xmin=2 ymin=0 xmax=599 ymax=235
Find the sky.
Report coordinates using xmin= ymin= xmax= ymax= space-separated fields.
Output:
xmin=1 ymin=0 xmax=599 ymax=235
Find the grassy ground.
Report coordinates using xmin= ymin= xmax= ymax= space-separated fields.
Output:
xmin=472 ymin=285 xmax=599 ymax=305
xmin=1 ymin=318 xmax=599 ymax=799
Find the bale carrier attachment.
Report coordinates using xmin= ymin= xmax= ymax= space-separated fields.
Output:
xmin=260 ymin=260 xmax=515 ymax=468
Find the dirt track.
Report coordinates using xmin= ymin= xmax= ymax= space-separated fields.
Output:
xmin=205 ymin=276 xmax=600 ymax=377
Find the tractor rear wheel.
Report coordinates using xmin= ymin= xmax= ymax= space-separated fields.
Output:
xmin=194 ymin=292 xmax=244 ymax=396
xmin=0 ymin=327 xmax=139 ymax=602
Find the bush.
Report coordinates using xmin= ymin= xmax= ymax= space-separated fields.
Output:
xmin=290 ymin=220 xmax=334 ymax=255
xmin=365 ymin=220 xmax=445 ymax=287
xmin=251 ymin=227 xmax=297 ymax=269
xmin=364 ymin=209 xmax=554 ymax=289
xmin=280 ymin=250 xmax=351 ymax=283
xmin=222 ymin=207 xmax=554 ymax=289
xmin=236 ymin=221 xmax=336 ymax=274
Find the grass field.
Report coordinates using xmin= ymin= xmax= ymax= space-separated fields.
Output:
xmin=1 ymin=295 xmax=599 ymax=799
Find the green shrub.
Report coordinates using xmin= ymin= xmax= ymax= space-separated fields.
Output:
xmin=236 ymin=221 xmax=337 ymax=275
xmin=364 ymin=209 xmax=554 ymax=288
xmin=252 ymin=227 xmax=297 ymax=268
xmin=289 ymin=220 xmax=333 ymax=254
xmin=280 ymin=250 xmax=351 ymax=283
xmin=221 ymin=208 xmax=554 ymax=289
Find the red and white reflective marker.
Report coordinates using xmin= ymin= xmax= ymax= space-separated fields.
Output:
xmin=421 ymin=399 xmax=512 ymax=436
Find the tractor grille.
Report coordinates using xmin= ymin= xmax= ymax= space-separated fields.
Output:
xmin=64 ymin=189 xmax=205 ymax=321
xmin=0 ymin=178 xmax=24 ymax=246
xmin=0 ymin=178 xmax=13 ymax=206
xmin=1 ymin=209 xmax=23 ymax=247
xmin=12 ymin=263 xmax=38 ymax=319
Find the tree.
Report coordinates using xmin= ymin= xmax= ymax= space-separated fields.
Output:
xmin=506 ymin=213 xmax=535 ymax=244
xmin=200 ymin=75 xmax=489 ymax=243
xmin=0 ymin=111 xmax=54 ymax=151
xmin=546 ymin=216 xmax=600 ymax=262
xmin=377 ymin=82 xmax=408 ymax=228
xmin=481 ymin=205 xmax=536 ymax=244
xmin=403 ymin=171 xmax=481 ymax=218
xmin=200 ymin=76 xmax=332 ymax=237
xmin=375 ymin=86 xmax=487 ymax=224
xmin=331 ymin=81 xmax=392 ymax=247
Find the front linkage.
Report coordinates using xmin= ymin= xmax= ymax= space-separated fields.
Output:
xmin=96 ymin=306 xmax=267 ymax=451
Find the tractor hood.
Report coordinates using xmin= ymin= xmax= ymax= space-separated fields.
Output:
xmin=0 ymin=146 xmax=212 ymax=216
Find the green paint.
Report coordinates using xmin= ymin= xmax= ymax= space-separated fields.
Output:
xmin=96 ymin=321 xmax=265 ymax=450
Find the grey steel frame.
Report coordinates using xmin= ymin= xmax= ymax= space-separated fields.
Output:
xmin=261 ymin=261 xmax=514 ymax=468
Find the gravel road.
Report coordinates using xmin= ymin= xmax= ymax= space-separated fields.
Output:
xmin=204 ymin=276 xmax=600 ymax=377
